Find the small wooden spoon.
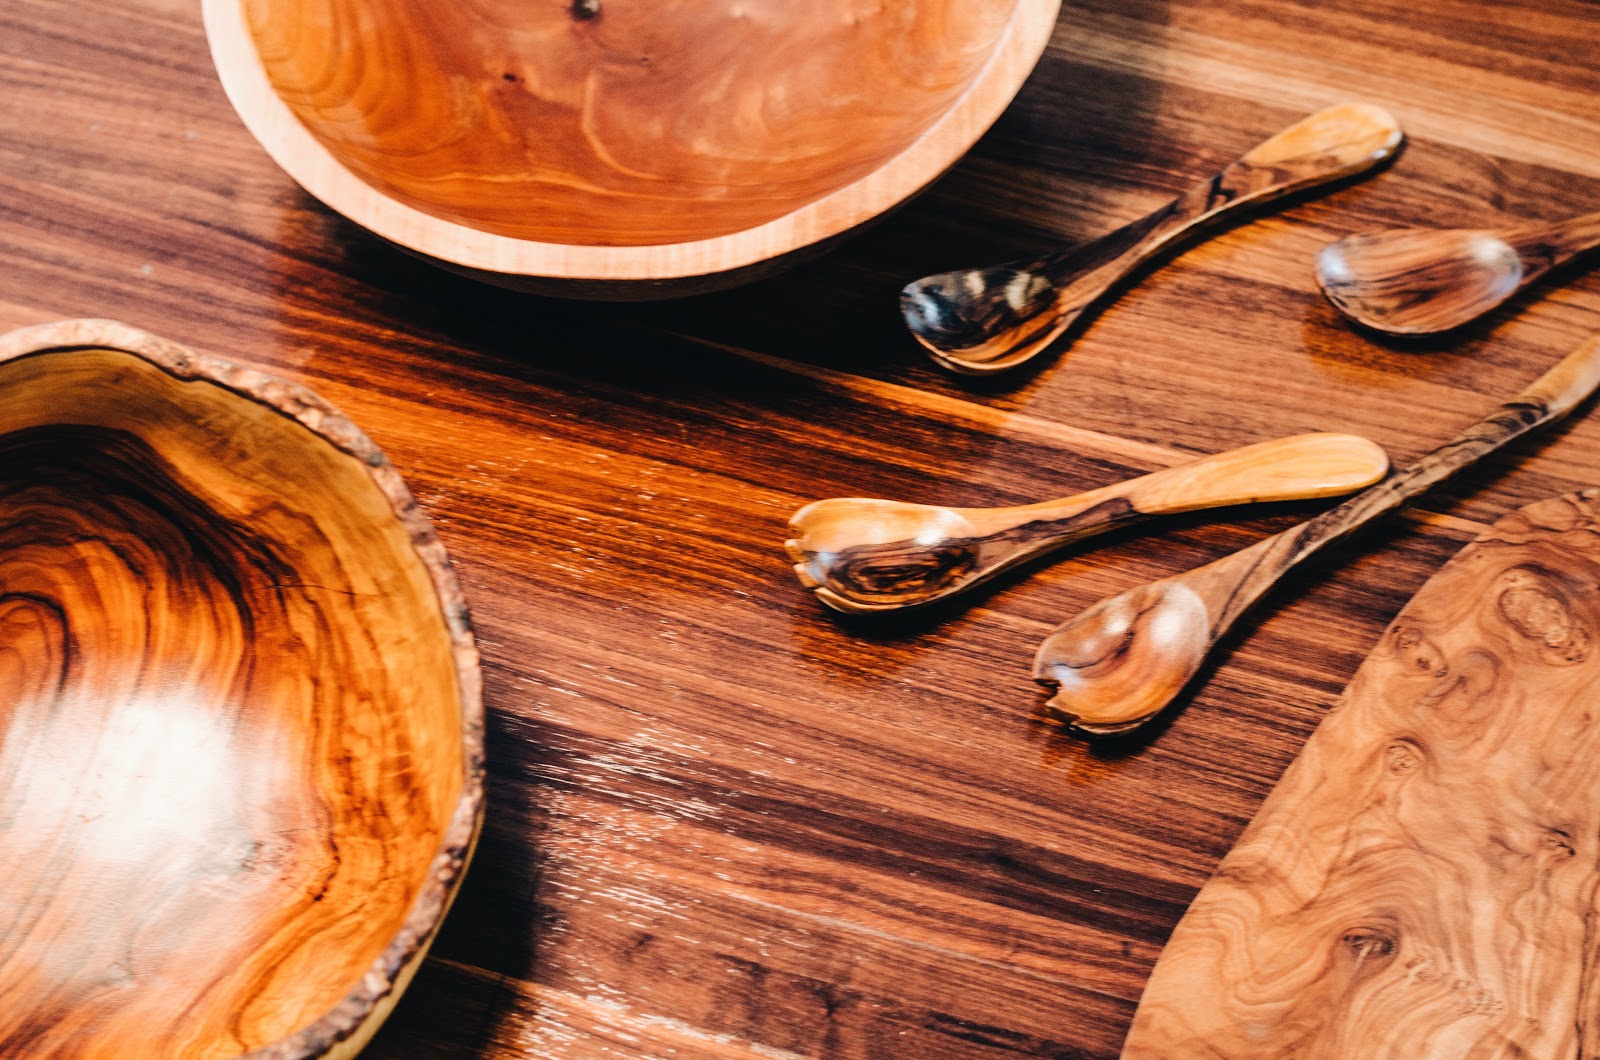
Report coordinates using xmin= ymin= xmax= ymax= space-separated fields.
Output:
xmin=1034 ymin=331 xmax=1600 ymax=737
xmin=901 ymin=103 xmax=1404 ymax=375
xmin=1316 ymin=210 xmax=1600 ymax=334
xmin=787 ymin=433 xmax=1389 ymax=614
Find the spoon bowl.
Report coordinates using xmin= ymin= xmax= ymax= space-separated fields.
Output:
xmin=1317 ymin=211 xmax=1600 ymax=334
xmin=1033 ymin=580 xmax=1211 ymax=735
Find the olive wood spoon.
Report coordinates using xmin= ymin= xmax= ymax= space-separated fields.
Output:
xmin=901 ymin=103 xmax=1404 ymax=375
xmin=1034 ymin=331 xmax=1600 ymax=737
xmin=1316 ymin=209 xmax=1600 ymax=334
xmin=787 ymin=433 xmax=1389 ymax=614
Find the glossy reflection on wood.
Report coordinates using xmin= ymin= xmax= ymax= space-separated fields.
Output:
xmin=786 ymin=433 xmax=1388 ymax=614
xmin=207 ymin=0 xmax=1060 ymax=293
xmin=1123 ymin=490 xmax=1600 ymax=1057
xmin=0 ymin=321 xmax=483 ymax=1059
xmin=901 ymin=103 xmax=1404 ymax=374
xmin=1317 ymin=209 xmax=1600 ymax=334
xmin=1035 ymin=333 xmax=1600 ymax=736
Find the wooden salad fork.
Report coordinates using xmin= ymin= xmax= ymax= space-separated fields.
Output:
xmin=1033 ymin=332 xmax=1600 ymax=738
xmin=1317 ymin=209 xmax=1600 ymax=334
xmin=786 ymin=433 xmax=1389 ymax=614
xmin=901 ymin=103 xmax=1404 ymax=375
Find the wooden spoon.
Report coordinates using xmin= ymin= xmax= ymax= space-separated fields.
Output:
xmin=900 ymin=103 xmax=1404 ymax=375
xmin=1316 ymin=210 xmax=1600 ymax=334
xmin=787 ymin=433 xmax=1389 ymax=614
xmin=1033 ymin=331 xmax=1600 ymax=737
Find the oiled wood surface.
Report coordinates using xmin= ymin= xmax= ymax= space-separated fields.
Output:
xmin=0 ymin=326 xmax=480 ymax=1060
xmin=243 ymin=0 xmax=1023 ymax=246
xmin=3 ymin=1 xmax=1600 ymax=1057
xmin=1124 ymin=490 xmax=1600 ymax=1057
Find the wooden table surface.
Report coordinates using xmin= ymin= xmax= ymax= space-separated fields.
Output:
xmin=5 ymin=1 xmax=1600 ymax=1056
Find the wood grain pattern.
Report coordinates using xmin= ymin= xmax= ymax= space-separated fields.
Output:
xmin=7 ymin=0 xmax=1600 ymax=1056
xmin=786 ymin=432 xmax=1388 ymax=613
xmin=0 ymin=321 xmax=482 ymax=1059
xmin=1122 ymin=489 xmax=1600 ymax=1058
xmin=1318 ymin=209 xmax=1600 ymax=334
xmin=901 ymin=103 xmax=1403 ymax=374
xmin=1035 ymin=332 xmax=1600 ymax=736
xmin=203 ymin=0 xmax=1061 ymax=293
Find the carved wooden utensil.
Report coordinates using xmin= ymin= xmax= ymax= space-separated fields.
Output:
xmin=787 ymin=433 xmax=1388 ymax=614
xmin=1122 ymin=490 xmax=1600 ymax=1058
xmin=901 ymin=103 xmax=1404 ymax=375
xmin=1317 ymin=209 xmax=1600 ymax=334
xmin=1035 ymin=331 xmax=1600 ymax=737
xmin=0 ymin=320 xmax=483 ymax=1059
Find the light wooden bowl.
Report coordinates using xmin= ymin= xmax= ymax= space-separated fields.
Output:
xmin=0 ymin=320 xmax=483 ymax=1058
xmin=203 ymin=0 xmax=1062 ymax=297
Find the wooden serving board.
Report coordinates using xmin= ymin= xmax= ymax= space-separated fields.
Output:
xmin=1124 ymin=490 xmax=1600 ymax=1059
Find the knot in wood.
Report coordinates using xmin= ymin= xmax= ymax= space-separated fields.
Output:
xmin=1389 ymin=624 xmax=1446 ymax=676
xmin=1341 ymin=928 xmax=1398 ymax=963
xmin=1498 ymin=570 xmax=1591 ymax=663
xmin=1384 ymin=739 xmax=1422 ymax=775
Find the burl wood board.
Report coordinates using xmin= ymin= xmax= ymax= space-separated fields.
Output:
xmin=1126 ymin=490 xmax=1600 ymax=1059
xmin=6 ymin=0 xmax=1600 ymax=1057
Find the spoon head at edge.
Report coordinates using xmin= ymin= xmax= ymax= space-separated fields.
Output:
xmin=785 ymin=499 xmax=984 ymax=613
xmin=1316 ymin=228 xmax=1524 ymax=335
xmin=1033 ymin=578 xmax=1213 ymax=736
xmin=899 ymin=265 xmax=1061 ymax=375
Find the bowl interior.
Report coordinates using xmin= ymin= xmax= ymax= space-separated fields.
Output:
xmin=0 ymin=349 xmax=464 ymax=1056
xmin=245 ymin=0 xmax=1023 ymax=246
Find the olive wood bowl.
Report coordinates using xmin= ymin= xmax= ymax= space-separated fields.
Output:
xmin=0 ymin=320 xmax=483 ymax=1058
xmin=203 ymin=0 xmax=1062 ymax=297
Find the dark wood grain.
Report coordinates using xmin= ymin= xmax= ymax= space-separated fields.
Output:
xmin=3 ymin=0 xmax=1600 ymax=1057
xmin=0 ymin=321 xmax=481 ymax=1058
xmin=1124 ymin=489 xmax=1600 ymax=1056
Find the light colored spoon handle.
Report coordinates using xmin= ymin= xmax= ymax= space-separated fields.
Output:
xmin=915 ymin=104 xmax=1404 ymax=375
xmin=1040 ymin=332 xmax=1600 ymax=736
xmin=968 ymin=433 xmax=1388 ymax=539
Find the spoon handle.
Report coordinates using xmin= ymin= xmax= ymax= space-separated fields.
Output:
xmin=1517 ymin=209 xmax=1600 ymax=272
xmin=908 ymin=104 xmax=1404 ymax=375
xmin=1037 ymin=331 xmax=1600 ymax=736
xmin=973 ymin=433 xmax=1387 ymax=535
xmin=1041 ymin=104 xmax=1404 ymax=281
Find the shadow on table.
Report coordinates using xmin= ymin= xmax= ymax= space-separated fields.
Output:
xmin=275 ymin=1 xmax=1174 ymax=1053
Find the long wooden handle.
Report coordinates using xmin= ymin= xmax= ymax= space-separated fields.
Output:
xmin=1036 ymin=332 xmax=1600 ymax=736
xmin=1253 ymin=332 xmax=1600 ymax=605
xmin=1040 ymin=104 xmax=1407 ymax=284
xmin=971 ymin=433 xmax=1387 ymax=534
xmin=909 ymin=104 xmax=1404 ymax=375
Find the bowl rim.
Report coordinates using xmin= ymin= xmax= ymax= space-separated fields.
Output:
xmin=202 ymin=0 xmax=1062 ymax=284
xmin=0 ymin=318 xmax=486 ymax=1060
